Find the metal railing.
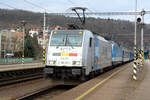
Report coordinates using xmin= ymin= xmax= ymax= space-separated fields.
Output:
xmin=0 ymin=58 xmax=33 ymax=64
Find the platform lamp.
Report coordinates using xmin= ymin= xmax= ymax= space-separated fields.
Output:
xmin=21 ymin=20 xmax=27 ymax=64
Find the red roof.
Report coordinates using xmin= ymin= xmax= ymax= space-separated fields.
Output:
xmin=13 ymin=32 xmax=23 ymax=37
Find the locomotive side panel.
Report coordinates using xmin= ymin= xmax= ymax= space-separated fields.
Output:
xmin=94 ymin=36 xmax=112 ymax=71
xmin=122 ymin=48 xmax=130 ymax=62
xmin=81 ymin=30 xmax=94 ymax=75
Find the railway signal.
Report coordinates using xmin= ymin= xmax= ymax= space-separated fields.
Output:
xmin=137 ymin=17 xmax=141 ymax=23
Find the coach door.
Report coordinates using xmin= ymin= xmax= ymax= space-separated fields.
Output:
xmin=89 ymin=37 xmax=94 ymax=70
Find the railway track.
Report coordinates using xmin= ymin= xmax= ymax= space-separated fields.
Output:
xmin=15 ymin=63 xmax=129 ymax=100
xmin=0 ymin=73 xmax=43 ymax=86
xmin=15 ymin=85 xmax=75 ymax=100
xmin=0 ymin=68 xmax=44 ymax=86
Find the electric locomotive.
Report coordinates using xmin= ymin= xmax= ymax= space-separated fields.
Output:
xmin=44 ymin=29 xmax=112 ymax=81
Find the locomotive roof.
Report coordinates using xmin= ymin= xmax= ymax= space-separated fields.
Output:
xmin=109 ymin=41 xmax=119 ymax=45
xmin=95 ymin=35 xmax=109 ymax=42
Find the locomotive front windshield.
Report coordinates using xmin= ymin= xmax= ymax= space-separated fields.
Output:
xmin=50 ymin=31 xmax=83 ymax=47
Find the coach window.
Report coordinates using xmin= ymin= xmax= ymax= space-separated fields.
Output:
xmin=89 ymin=37 xmax=92 ymax=47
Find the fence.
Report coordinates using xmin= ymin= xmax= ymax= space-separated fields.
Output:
xmin=0 ymin=58 xmax=33 ymax=64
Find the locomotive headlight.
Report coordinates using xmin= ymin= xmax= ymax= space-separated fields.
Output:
xmin=72 ymin=61 xmax=80 ymax=65
xmin=76 ymin=61 xmax=80 ymax=65
xmin=53 ymin=61 xmax=56 ymax=64
xmin=49 ymin=60 xmax=56 ymax=64
xmin=72 ymin=61 xmax=76 ymax=65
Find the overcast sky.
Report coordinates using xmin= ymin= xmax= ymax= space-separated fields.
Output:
xmin=0 ymin=0 xmax=150 ymax=23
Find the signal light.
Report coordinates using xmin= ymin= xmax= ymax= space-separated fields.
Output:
xmin=137 ymin=17 xmax=141 ymax=22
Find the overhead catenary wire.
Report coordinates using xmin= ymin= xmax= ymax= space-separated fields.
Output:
xmin=23 ymin=0 xmax=52 ymax=13
xmin=67 ymin=0 xmax=77 ymax=6
xmin=66 ymin=0 xmax=95 ymax=17
xmin=52 ymin=11 xmax=142 ymax=17
xmin=80 ymin=0 xmax=98 ymax=13
xmin=24 ymin=0 xmax=46 ymax=11
xmin=66 ymin=0 xmax=96 ymax=17
xmin=0 ymin=2 xmax=18 ymax=9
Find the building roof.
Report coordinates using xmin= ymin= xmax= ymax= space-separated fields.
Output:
xmin=13 ymin=32 xmax=23 ymax=37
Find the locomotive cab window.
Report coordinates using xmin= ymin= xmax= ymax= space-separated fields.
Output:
xmin=50 ymin=30 xmax=83 ymax=47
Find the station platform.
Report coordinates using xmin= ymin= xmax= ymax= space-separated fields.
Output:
xmin=51 ymin=60 xmax=150 ymax=100
xmin=0 ymin=63 xmax=44 ymax=72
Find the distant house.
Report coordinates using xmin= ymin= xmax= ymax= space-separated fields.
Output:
xmin=0 ymin=29 xmax=23 ymax=58
xmin=13 ymin=32 xmax=23 ymax=37
xmin=37 ymin=34 xmax=49 ymax=48
xmin=13 ymin=32 xmax=23 ymax=52
xmin=29 ymin=28 xmax=39 ymax=37
xmin=34 ymin=27 xmax=50 ymax=48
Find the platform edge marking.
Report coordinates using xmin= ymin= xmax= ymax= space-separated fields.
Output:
xmin=74 ymin=67 xmax=127 ymax=100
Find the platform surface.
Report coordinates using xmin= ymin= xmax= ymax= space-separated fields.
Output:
xmin=51 ymin=60 xmax=150 ymax=100
xmin=0 ymin=63 xmax=44 ymax=72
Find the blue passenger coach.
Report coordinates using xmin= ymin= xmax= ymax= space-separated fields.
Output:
xmin=111 ymin=41 xmax=123 ymax=65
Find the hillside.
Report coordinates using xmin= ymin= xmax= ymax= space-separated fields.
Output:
xmin=0 ymin=9 xmax=150 ymax=49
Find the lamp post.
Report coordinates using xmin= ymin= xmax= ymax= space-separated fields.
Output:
xmin=21 ymin=20 xmax=27 ymax=64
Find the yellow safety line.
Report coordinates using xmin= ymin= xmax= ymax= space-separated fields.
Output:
xmin=75 ymin=67 xmax=127 ymax=100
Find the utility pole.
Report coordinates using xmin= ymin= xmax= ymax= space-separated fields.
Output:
xmin=132 ymin=0 xmax=138 ymax=80
xmin=141 ymin=9 xmax=145 ymax=66
xmin=0 ymin=30 xmax=1 ymax=58
xmin=43 ymin=11 xmax=46 ymax=64
xmin=24 ymin=0 xmax=47 ymax=64
xmin=21 ymin=20 xmax=26 ymax=64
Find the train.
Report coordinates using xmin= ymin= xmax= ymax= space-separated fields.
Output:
xmin=144 ymin=50 xmax=150 ymax=59
xmin=44 ymin=29 xmax=133 ymax=81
